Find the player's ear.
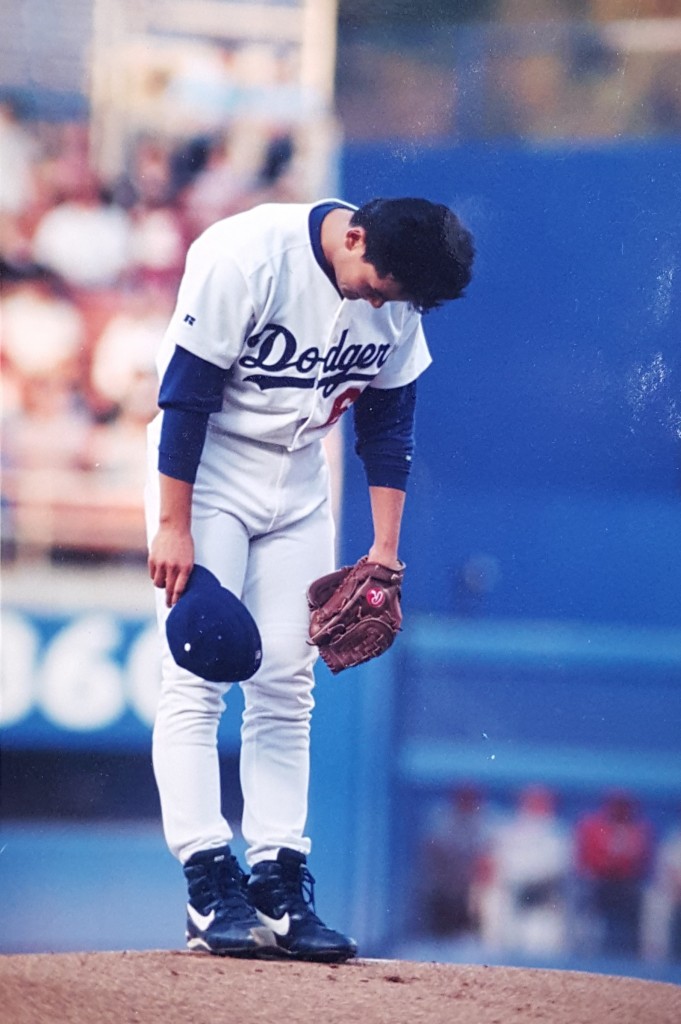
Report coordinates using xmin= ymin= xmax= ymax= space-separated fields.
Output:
xmin=345 ymin=225 xmax=366 ymax=253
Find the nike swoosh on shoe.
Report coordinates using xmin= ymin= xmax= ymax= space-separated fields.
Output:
xmin=187 ymin=904 xmax=217 ymax=931
xmin=255 ymin=910 xmax=291 ymax=936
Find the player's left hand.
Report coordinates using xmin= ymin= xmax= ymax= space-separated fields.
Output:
xmin=307 ymin=556 xmax=405 ymax=674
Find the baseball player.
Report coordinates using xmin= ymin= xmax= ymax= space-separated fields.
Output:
xmin=146 ymin=196 xmax=474 ymax=961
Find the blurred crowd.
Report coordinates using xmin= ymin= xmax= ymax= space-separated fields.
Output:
xmin=3 ymin=3 xmax=680 ymax=561
xmin=417 ymin=783 xmax=681 ymax=964
xmin=0 ymin=96 xmax=301 ymax=560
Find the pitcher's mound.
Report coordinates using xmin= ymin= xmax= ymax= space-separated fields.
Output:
xmin=1 ymin=950 xmax=679 ymax=1024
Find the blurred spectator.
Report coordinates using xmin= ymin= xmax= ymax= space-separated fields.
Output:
xmin=113 ymin=137 xmax=176 ymax=210
xmin=168 ymin=135 xmax=213 ymax=197
xmin=179 ymin=133 xmax=254 ymax=239
xmin=479 ymin=785 xmax=570 ymax=955
xmin=128 ymin=206 xmax=186 ymax=288
xmin=1 ymin=272 xmax=85 ymax=381
xmin=89 ymin=283 xmax=171 ymax=416
xmin=418 ymin=784 xmax=492 ymax=938
xmin=84 ymin=368 xmax=158 ymax=494
xmin=3 ymin=369 xmax=91 ymax=476
xmin=35 ymin=121 xmax=92 ymax=209
xmin=31 ymin=171 xmax=132 ymax=290
xmin=258 ymin=133 xmax=295 ymax=191
xmin=645 ymin=813 xmax=681 ymax=962
xmin=113 ymin=138 xmax=187 ymax=285
xmin=0 ymin=214 xmax=35 ymax=271
xmin=574 ymin=790 xmax=654 ymax=958
xmin=246 ymin=131 xmax=303 ymax=206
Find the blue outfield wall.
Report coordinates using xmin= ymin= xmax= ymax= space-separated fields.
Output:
xmin=336 ymin=140 xmax=681 ymax=967
xmin=339 ymin=141 xmax=681 ymax=626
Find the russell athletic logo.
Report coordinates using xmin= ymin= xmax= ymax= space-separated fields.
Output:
xmin=239 ymin=322 xmax=391 ymax=397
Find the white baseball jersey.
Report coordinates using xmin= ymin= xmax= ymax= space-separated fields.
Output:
xmin=153 ymin=200 xmax=432 ymax=450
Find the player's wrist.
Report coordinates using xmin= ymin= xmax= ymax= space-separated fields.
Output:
xmin=158 ymin=516 xmax=192 ymax=532
xmin=366 ymin=544 xmax=402 ymax=570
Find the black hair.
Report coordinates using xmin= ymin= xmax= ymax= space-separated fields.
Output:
xmin=350 ymin=197 xmax=475 ymax=313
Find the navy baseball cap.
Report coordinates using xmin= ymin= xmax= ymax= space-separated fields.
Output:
xmin=166 ymin=565 xmax=262 ymax=682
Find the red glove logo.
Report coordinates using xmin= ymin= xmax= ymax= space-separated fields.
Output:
xmin=367 ymin=587 xmax=385 ymax=608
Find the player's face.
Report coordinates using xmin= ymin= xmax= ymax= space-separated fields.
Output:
xmin=335 ymin=227 xmax=409 ymax=308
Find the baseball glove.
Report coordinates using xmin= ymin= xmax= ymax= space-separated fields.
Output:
xmin=307 ymin=556 xmax=405 ymax=674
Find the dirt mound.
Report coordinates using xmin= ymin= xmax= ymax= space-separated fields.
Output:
xmin=1 ymin=950 xmax=679 ymax=1024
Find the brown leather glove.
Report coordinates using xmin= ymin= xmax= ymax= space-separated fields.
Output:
xmin=307 ymin=556 xmax=405 ymax=674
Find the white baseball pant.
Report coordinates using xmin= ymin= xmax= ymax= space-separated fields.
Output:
xmin=145 ymin=426 xmax=335 ymax=867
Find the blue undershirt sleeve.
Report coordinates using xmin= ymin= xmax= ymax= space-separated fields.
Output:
xmin=157 ymin=345 xmax=229 ymax=484
xmin=353 ymin=381 xmax=417 ymax=492
xmin=158 ymin=409 xmax=209 ymax=484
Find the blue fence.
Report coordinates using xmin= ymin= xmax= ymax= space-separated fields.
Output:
xmin=339 ymin=140 xmax=681 ymax=625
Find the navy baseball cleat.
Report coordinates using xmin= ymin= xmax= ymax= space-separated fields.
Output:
xmin=183 ymin=845 xmax=277 ymax=957
xmin=247 ymin=848 xmax=358 ymax=962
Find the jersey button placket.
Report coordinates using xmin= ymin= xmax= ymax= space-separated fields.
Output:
xmin=290 ymin=303 xmax=346 ymax=447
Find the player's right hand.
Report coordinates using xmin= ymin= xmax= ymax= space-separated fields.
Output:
xmin=148 ymin=526 xmax=195 ymax=607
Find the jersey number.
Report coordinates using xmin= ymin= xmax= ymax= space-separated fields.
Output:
xmin=322 ymin=387 xmax=362 ymax=428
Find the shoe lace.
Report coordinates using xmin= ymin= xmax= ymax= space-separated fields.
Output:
xmin=279 ymin=864 xmax=322 ymax=922
xmin=299 ymin=866 xmax=317 ymax=913
xmin=199 ymin=855 xmax=252 ymax=916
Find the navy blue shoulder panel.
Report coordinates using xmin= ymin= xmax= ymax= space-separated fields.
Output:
xmin=308 ymin=201 xmax=355 ymax=295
